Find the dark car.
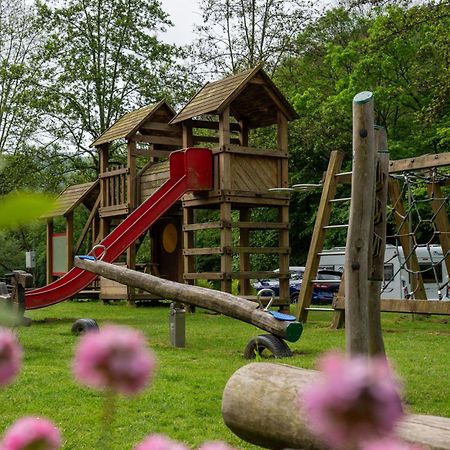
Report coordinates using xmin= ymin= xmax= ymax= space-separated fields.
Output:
xmin=252 ymin=267 xmax=341 ymax=304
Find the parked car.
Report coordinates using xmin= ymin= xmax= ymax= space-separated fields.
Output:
xmin=252 ymin=267 xmax=341 ymax=304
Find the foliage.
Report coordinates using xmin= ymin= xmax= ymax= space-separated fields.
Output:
xmin=0 ymin=1 xmax=46 ymax=155
xmin=35 ymin=0 xmax=196 ymax=167
xmin=274 ymin=0 xmax=450 ymax=260
xmin=192 ymin=0 xmax=318 ymax=77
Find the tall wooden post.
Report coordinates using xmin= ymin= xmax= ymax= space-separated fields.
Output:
xmin=219 ymin=107 xmax=232 ymax=292
xmin=367 ymin=126 xmax=388 ymax=356
xmin=127 ymin=140 xmax=137 ymax=305
xmin=345 ymin=91 xmax=376 ymax=356
xmin=239 ymin=209 xmax=251 ymax=296
xmin=98 ymin=143 xmax=109 ymax=239
xmin=277 ymin=112 xmax=290 ymax=310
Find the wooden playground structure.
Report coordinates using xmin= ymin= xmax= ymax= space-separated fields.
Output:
xmin=297 ymin=135 xmax=450 ymax=326
xmin=42 ymin=66 xmax=297 ymax=308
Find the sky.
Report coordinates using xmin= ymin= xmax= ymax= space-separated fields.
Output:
xmin=160 ymin=0 xmax=202 ymax=46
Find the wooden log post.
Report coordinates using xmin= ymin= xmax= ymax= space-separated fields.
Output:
xmin=345 ymin=91 xmax=376 ymax=356
xmin=74 ymin=257 xmax=303 ymax=342
xmin=367 ymin=126 xmax=389 ymax=356
xmin=222 ymin=362 xmax=450 ymax=450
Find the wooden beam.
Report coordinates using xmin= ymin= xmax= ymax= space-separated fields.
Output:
xmin=389 ymin=152 xmax=450 ymax=173
xmin=222 ymin=362 xmax=450 ymax=450
xmin=334 ymin=296 xmax=450 ymax=315
xmin=74 ymin=195 xmax=101 ymax=254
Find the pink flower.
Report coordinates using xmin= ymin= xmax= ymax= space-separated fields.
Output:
xmin=0 ymin=328 xmax=22 ymax=386
xmin=301 ymin=352 xmax=404 ymax=449
xmin=72 ymin=324 xmax=156 ymax=396
xmin=0 ymin=416 xmax=61 ymax=450
xmin=198 ymin=442 xmax=237 ymax=450
xmin=133 ymin=433 xmax=187 ymax=450
xmin=362 ymin=438 xmax=425 ymax=450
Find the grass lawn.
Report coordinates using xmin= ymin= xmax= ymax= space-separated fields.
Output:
xmin=1 ymin=300 xmax=450 ymax=449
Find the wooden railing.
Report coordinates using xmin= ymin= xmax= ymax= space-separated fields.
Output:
xmin=99 ymin=165 xmax=130 ymax=216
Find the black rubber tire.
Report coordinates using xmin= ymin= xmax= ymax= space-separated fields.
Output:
xmin=243 ymin=334 xmax=293 ymax=359
xmin=71 ymin=318 xmax=99 ymax=336
xmin=290 ymin=293 xmax=299 ymax=304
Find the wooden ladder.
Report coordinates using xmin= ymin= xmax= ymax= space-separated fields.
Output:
xmin=295 ymin=150 xmax=348 ymax=323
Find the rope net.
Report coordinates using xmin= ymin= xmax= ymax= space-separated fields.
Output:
xmin=383 ymin=167 xmax=450 ymax=300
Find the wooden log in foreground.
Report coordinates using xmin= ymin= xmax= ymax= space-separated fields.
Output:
xmin=222 ymin=362 xmax=450 ymax=450
xmin=74 ymin=257 xmax=302 ymax=342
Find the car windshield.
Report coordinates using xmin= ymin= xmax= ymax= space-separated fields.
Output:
xmin=317 ymin=272 xmax=341 ymax=280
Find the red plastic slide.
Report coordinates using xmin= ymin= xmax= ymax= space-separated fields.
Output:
xmin=25 ymin=148 xmax=212 ymax=310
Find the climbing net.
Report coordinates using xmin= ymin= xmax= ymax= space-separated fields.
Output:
xmin=382 ymin=167 xmax=450 ymax=300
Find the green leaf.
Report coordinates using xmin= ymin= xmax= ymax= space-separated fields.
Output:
xmin=0 ymin=192 xmax=55 ymax=229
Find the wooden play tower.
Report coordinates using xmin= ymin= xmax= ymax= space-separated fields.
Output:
xmin=170 ymin=65 xmax=297 ymax=307
xmin=43 ymin=66 xmax=297 ymax=308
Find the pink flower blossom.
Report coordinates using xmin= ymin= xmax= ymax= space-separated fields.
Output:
xmin=362 ymin=438 xmax=425 ymax=450
xmin=0 ymin=416 xmax=61 ymax=450
xmin=198 ymin=442 xmax=237 ymax=450
xmin=133 ymin=433 xmax=187 ymax=450
xmin=72 ymin=324 xmax=156 ymax=396
xmin=301 ymin=352 xmax=404 ymax=449
xmin=0 ymin=327 xmax=22 ymax=386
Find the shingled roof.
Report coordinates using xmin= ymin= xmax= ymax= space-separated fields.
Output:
xmin=91 ymin=100 xmax=176 ymax=147
xmin=170 ymin=65 xmax=298 ymax=128
xmin=41 ymin=181 xmax=100 ymax=218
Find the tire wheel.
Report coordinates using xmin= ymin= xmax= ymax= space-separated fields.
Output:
xmin=243 ymin=334 xmax=293 ymax=359
xmin=71 ymin=318 xmax=99 ymax=336
xmin=290 ymin=293 xmax=299 ymax=304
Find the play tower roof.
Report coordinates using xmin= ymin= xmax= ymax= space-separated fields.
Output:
xmin=170 ymin=65 xmax=298 ymax=128
xmin=91 ymin=100 xmax=177 ymax=147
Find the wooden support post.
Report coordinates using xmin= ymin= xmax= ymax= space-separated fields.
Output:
xmin=182 ymin=121 xmax=193 ymax=148
xmin=367 ymin=126 xmax=388 ymax=356
xmin=277 ymin=112 xmax=289 ymax=188
xmin=219 ymin=107 xmax=231 ymax=191
xmin=428 ymin=182 xmax=450 ymax=280
xmin=126 ymin=140 xmax=138 ymax=305
xmin=220 ymin=202 xmax=232 ymax=293
xmin=98 ymin=143 xmax=109 ymax=240
xmin=222 ymin=362 xmax=450 ymax=450
xmin=239 ymin=209 xmax=251 ymax=296
xmin=46 ymin=219 xmax=54 ymax=285
xmin=278 ymin=205 xmax=290 ymax=313
xmin=345 ymin=91 xmax=376 ymax=356
xmin=183 ymin=207 xmax=195 ymax=285
xmin=66 ymin=211 xmax=74 ymax=272
xmin=238 ymin=120 xmax=248 ymax=147
xmin=388 ymin=179 xmax=427 ymax=299
xmin=297 ymin=150 xmax=344 ymax=322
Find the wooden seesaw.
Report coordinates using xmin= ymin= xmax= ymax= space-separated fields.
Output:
xmin=74 ymin=257 xmax=303 ymax=357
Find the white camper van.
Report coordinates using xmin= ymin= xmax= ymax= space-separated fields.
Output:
xmin=319 ymin=244 xmax=449 ymax=300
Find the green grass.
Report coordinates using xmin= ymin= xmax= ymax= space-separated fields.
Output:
xmin=1 ymin=301 xmax=450 ymax=449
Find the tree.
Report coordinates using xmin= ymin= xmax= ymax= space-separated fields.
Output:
xmin=0 ymin=1 xmax=46 ymax=155
xmin=192 ymin=0 xmax=317 ymax=77
xmin=35 ymin=0 xmax=196 ymax=168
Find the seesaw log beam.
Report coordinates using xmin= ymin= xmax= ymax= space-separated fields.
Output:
xmin=74 ymin=257 xmax=302 ymax=342
xmin=222 ymin=363 xmax=450 ymax=450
